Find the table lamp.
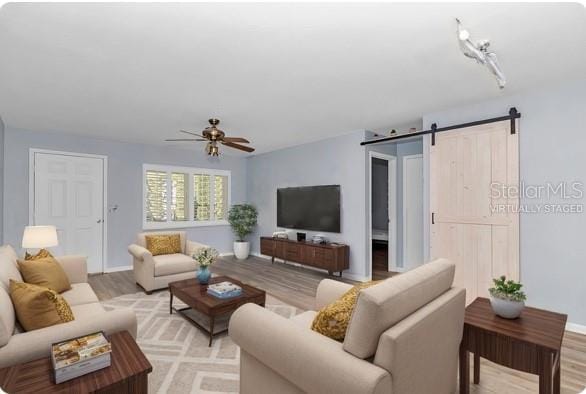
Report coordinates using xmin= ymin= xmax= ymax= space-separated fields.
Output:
xmin=22 ymin=225 xmax=59 ymax=253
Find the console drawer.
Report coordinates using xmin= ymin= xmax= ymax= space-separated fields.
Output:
xmin=260 ymin=238 xmax=274 ymax=256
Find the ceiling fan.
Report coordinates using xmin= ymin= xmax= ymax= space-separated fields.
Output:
xmin=165 ymin=118 xmax=255 ymax=156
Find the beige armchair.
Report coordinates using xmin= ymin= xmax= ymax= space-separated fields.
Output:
xmin=0 ymin=245 xmax=137 ymax=368
xmin=128 ymin=231 xmax=209 ymax=293
xmin=229 ymin=258 xmax=465 ymax=394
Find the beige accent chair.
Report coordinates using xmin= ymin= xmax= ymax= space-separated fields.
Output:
xmin=0 ymin=245 xmax=137 ymax=368
xmin=128 ymin=231 xmax=209 ymax=293
xmin=230 ymin=258 xmax=465 ymax=394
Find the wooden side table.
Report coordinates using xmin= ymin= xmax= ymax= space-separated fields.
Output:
xmin=0 ymin=331 xmax=152 ymax=393
xmin=460 ymin=298 xmax=567 ymax=394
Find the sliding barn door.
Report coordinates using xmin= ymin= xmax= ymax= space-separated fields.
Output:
xmin=430 ymin=120 xmax=519 ymax=304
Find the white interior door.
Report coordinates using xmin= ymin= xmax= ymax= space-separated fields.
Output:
xmin=32 ymin=151 xmax=106 ymax=273
xmin=402 ymin=154 xmax=424 ymax=270
xmin=430 ymin=120 xmax=519 ymax=304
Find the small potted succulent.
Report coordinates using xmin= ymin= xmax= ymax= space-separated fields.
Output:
xmin=228 ymin=204 xmax=258 ymax=260
xmin=193 ymin=247 xmax=218 ymax=285
xmin=488 ymin=276 xmax=527 ymax=319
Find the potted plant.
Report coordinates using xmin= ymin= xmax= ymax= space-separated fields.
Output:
xmin=488 ymin=275 xmax=527 ymax=319
xmin=193 ymin=247 xmax=218 ymax=284
xmin=228 ymin=204 xmax=258 ymax=260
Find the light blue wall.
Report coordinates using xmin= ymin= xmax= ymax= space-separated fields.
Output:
xmin=3 ymin=127 xmax=248 ymax=268
xmin=423 ymin=79 xmax=586 ymax=325
xmin=246 ymin=130 xmax=369 ymax=280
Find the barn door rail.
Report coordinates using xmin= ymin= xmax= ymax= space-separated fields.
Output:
xmin=360 ymin=107 xmax=521 ymax=146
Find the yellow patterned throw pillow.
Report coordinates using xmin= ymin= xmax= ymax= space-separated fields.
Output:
xmin=18 ymin=256 xmax=71 ymax=293
xmin=311 ymin=281 xmax=380 ymax=341
xmin=9 ymin=280 xmax=74 ymax=331
xmin=25 ymin=248 xmax=54 ymax=261
xmin=145 ymin=234 xmax=182 ymax=256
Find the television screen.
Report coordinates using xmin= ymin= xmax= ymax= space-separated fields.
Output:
xmin=277 ymin=185 xmax=340 ymax=233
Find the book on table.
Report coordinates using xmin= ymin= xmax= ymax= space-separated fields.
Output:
xmin=207 ymin=281 xmax=243 ymax=298
xmin=51 ymin=331 xmax=112 ymax=384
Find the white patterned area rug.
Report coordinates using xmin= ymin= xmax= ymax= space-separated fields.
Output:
xmin=102 ymin=291 xmax=300 ymax=394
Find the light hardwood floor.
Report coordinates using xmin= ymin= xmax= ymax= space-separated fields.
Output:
xmin=89 ymin=255 xmax=586 ymax=393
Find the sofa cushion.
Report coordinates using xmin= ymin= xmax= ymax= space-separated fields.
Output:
xmin=9 ymin=280 xmax=75 ymax=332
xmin=0 ymin=245 xmax=22 ymax=291
xmin=18 ymin=256 xmax=72 ymax=293
xmin=0 ymin=286 xmax=15 ymax=346
xmin=70 ymin=302 xmax=105 ymax=320
xmin=290 ymin=311 xmax=317 ymax=329
xmin=343 ymin=258 xmax=455 ymax=359
xmin=153 ymin=253 xmax=196 ymax=277
xmin=62 ymin=283 xmax=100 ymax=306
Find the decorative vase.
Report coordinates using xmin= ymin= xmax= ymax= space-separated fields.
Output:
xmin=490 ymin=296 xmax=525 ymax=319
xmin=233 ymin=241 xmax=250 ymax=260
xmin=197 ymin=266 xmax=211 ymax=285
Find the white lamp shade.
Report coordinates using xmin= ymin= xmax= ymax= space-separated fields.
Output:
xmin=22 ymin=226 xmax=59 ymax=249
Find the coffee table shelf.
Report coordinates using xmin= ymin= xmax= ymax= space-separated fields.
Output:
xmin=169 ymin=276 xmax=266 ymax=346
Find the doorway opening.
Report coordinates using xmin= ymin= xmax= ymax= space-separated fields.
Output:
xmin=368 ymin=137 xmax=424 ymax=280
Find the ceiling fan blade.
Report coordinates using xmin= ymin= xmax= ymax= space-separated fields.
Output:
xmin=165 ymin=138 xmax=206 ymax=142
xmin=179 ymin=129 xmax=206 ymax=138
xmin=221 ymin=141 xmax=255 ymax=153
xmin=223 ymin=137 xmax=250 ymax=143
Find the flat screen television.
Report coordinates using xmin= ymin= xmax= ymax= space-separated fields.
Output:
xmin=277 ymin=185 xmax=340 ymax=233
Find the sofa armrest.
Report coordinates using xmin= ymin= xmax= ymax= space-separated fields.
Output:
xmin=373 ymin=287 xmax=465 ymax=394
xmin=315 ymin=279 xmax=353 ymax=309
xmin=0 ymin=309 xmax=137 ymax=368
xmin=185 ymin=240 xmax=209 ymax=257
xmin=230 ymin=303 xmax=391 ymax=394
xmin=128 ymin=244 xmax=152 ymax=261
xmin=56 ymin=255 xmax=88 ymax=284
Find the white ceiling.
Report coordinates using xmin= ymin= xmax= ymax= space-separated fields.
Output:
xmin=0 ymin=3 xmax=585 ymax=155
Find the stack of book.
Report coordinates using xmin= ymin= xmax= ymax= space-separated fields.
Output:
xmin=207 ymin=281 xmax=242 ymax=299
xmin=51 ymin=332 xmax=112 ymax=384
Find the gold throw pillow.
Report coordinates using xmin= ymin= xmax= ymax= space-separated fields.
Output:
xmin=311 ymin=281 xmax=380 ymax=341
xmin=9 ymin=280 xmax=74 ymax=331
xmin=25 ymin=248 xmax=54 ymax=261
xmin=18 ymin=256 xmax=71 ymax=293
xmin=145 ymin=234 xmax=182 ymax=256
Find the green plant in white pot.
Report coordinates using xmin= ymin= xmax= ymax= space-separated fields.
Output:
xmin=489 ymin=276 xmax=527 ymax=319
xmin=228 ymin=204 xmax=258 ymax=260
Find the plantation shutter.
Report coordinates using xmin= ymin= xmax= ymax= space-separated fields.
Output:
xmin=145 ymin=170 xmax=168 ymax=222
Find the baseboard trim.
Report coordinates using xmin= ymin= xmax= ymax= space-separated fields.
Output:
xmin=566 ymin=322 xmax=586 ymax=335
xmin=103 ymin=265 xmax=132 ymax=273
xmin=219 ymin=252 xmax=234 ymax=257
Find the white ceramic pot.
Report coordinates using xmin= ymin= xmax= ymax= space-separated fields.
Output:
xmin=233 ymin=241 xmax=250 ymax=260
xmin=490 ymin=296 xmax=525 ymax=319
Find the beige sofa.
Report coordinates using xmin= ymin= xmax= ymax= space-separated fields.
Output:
xmin=128 ymin=231 xmax=209 ymax=293
xmin=230 ymin=258 xmax=465 ymax=394
xmin=0 ymin=245 xmax=137 ymax=368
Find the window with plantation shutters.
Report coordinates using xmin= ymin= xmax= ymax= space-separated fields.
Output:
xmin=145 ymin=171 xmax=168 ymax=222
xmin=143 ymin=164 xmax=231 ymax=229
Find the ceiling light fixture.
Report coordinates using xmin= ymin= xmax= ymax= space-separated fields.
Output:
xmin=456 ymin=18 xmax=506 ymax=89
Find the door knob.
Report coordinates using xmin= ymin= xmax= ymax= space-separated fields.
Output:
xmin=97 ymin=219 xmax=103 ymax=224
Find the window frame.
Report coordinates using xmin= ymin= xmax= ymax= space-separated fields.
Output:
xmin=143 ymin=164 xmax=231 ymax=230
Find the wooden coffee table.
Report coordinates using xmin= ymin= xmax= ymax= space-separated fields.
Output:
xmin=169 ymin=276 xmax=266 ymax=347
xmin=0 ymin=331 xmax=152 ymax=393
xmin=460 ymin=297 xmax=567 ymax=394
